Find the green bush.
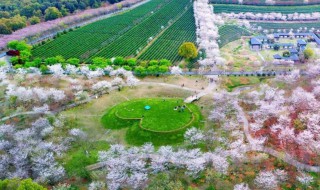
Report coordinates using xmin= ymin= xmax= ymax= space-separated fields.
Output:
xmin=113 ymin=56 xmax=125 ymax=66
xmin=0 ymin=178 xmax=46 ymax=190
xmin=67 ymin=58 xmax=80 ymax=66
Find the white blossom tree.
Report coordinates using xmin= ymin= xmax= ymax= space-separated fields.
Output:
xmin=234 ymin=183 xmax=251 ymax=190
xmin=170 ymin=66 xmax=182 ymax=76
xmin=184 ymin=127 xmax=204 ymax=145
xmin=254 ymin=171 xmax=278 ymax=190
xmin=296 ymin=172 xmax=314 ymax=185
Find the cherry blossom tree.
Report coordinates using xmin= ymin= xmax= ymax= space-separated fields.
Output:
xmin=170 ymin=66 xmax=183 ymax=76
xmin=234 ymin=183 xmax=251 ymax=190
xmin=184 ymin=127 xmax=204 ymax=145
xmin=92 ymin=81 xmax=112 ymax=92
xmin=33 ymin=104 xmax=50 ymax=113
xmin=296 ymin=172 xmax=314 ymax=185
xmin=98 ymin=144 xmax=231 ymax=189
xmin=89 ymin=181 xmax=106 ymax=190
xmin=194 ymin=0 xmax=225 ymax=69
xmin=6 ymin=84 xmax=66 ymax=103
xmin=0 ymin=117 xmax=71 ymax=183
xmin=126 ymin=76 xmax=140 ymax=87
xmin=254 ymin=171 xmax=278 ymax=190
xmin=48 ymin=64 xmax=65 ymax=78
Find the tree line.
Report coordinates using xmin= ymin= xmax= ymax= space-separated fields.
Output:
xmin=0 ymin=0 xmax=123 ymax=34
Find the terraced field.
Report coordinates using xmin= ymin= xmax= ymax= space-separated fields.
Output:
xmin=33 ymin=0 xmax=192 ymax=61
xmin=212 ymin=4 xmax=320 ymax=14
xmin=251 ymin=22 xmax=320 ymax=31
xmin=138 ymin=7 xmax=196 ymax=62
xmin=218 ymin=24 xmax=251 ymax=47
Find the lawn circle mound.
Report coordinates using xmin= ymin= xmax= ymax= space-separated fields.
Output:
xmin=114 ymin=98 xmax=194 ymax=133
xmin=101 ymin=98 xmax=203 ymax=145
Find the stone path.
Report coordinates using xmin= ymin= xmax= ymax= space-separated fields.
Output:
xmin=184 ymin=82 xmax=216 ymax=103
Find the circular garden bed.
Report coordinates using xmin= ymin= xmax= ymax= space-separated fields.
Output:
xmin=101 ymin=98 xmax=203 ymax=145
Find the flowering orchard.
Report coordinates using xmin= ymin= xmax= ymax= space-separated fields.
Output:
xmin=194 ymin=0 xmax=226 ymax=69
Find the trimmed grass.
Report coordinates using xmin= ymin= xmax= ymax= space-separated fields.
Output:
xmin=101 ymin=98 xmax=203 ymax=146
xmin=115 ymin=99 xmax=192 ymax=132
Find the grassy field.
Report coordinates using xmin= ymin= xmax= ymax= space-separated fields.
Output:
xmin=102 ymin=98 xmax=202 ymax=145
xmin=60 ymin=78 xmax=206 ymax=146
xmin=138 ymin=6 xmax=196 ymax=62
xmin=220 ymin=39 xmax=264 ymax=71
xmin=213 ymin=4 xmax=320 ymax=14
xmin=33 ymin=0 xmax=192 ymax=61
xmin=57 ymin=76 xmax=210 ymax=182
xmin=218 ymin=24 xmax=251 ymax=47
xmin=104 ymin=98 xmax=193 ymax=132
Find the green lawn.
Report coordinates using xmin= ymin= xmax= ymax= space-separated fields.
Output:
xmin=115 ymin=99 xmax=192 ymax=132
xmin=101 ymin=98 xmax=203 ymax=145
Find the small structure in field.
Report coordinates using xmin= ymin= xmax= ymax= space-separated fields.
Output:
xmin=144 ymin=105 xmax=151 ymax=110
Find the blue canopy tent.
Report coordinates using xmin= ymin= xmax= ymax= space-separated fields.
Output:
xmin=144 ymin=105 xmax=151 ymax=110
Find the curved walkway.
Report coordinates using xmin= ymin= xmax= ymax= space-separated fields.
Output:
xmin=138 ymin=82 xmax=198 ymax=92
xmin=0 ymin=111 xmax=53 ymax=122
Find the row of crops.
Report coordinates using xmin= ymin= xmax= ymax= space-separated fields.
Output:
xmin=212 ymin=4 xmax=320 ymax=14
xmin=91 ymin=0 xmax=191 ymax=60
xmin=32 ymin=0 xmax=169 ymax=59
xmin=251 ymin=22 xmax=320 ymax=31
xmin=218 ymin=24 xmax=251 ymax=47
xmin=33 ymin=0 xmax=192 ymax=61
xmin=138 ymin=7 xmax=196 ymax=62
xmin=210 ymin=0 xmax=320 ymax=5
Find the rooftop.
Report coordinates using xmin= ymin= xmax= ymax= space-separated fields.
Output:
xmin=273 ymin=54 xmax=282 ymax=59
xmin=297 ymin=39 xmax=307 ymax=45
xmin=250 ymin=37 xmax=262 ymax=45
xmin=289 ymin=48 xmax=298 ymax=53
